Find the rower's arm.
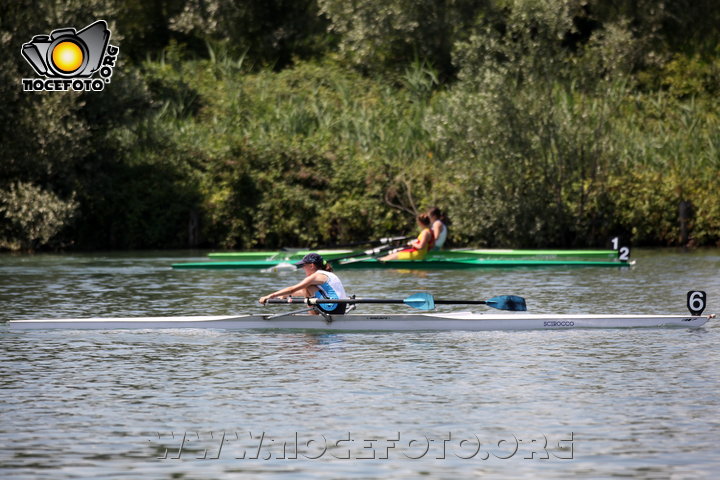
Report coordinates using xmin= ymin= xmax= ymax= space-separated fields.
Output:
xmin=263 ymin=273 xmax=327 ymax=300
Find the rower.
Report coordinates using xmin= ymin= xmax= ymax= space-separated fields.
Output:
xmin=428 ymin=206 xmax=449 ymax=249
xmin=379 ymin=214 xmax=435 ymax=261
xmin=258 ymin=253 xmax=349 ymax=315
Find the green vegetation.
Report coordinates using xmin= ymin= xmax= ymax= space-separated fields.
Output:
xmin=1 ymin=0 xmax=719 ymax=251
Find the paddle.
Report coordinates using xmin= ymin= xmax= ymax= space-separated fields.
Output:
xmin=265 ymin=293 xmax=527 ymax=311
xmin=313 ymin=236 xmax=412 ymax=250
xmin=326 ymin=243 xmax=401 ymax=265
xmin=264 ymin=243 xmax=400 ymax=272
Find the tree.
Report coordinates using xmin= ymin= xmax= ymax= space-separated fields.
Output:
xmin=429 ymin=0 xmax=639 ymax=246
xmin=318 ymin=0 xmax=490 ymax=79
xmin=0 ymin=182 xmax=78 ymax=251
xmin=169 ymin=0 xmax=333 ymax=68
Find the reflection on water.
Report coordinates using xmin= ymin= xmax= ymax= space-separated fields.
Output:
xmin=1 ymin=249 xmax=719 ymax=478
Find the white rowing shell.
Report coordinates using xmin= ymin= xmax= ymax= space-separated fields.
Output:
xmin=7 ymin=312 xmax=712 ymax=331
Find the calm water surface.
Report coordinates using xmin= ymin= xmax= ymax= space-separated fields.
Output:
xmin=1 ymin=249 xmax=719 ymax=479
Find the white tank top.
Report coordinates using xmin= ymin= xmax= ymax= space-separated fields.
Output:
xmin=433 ymin=220 xmax=448 ymax=248
xmin=316 ymin=270 xmax=347 ymax=299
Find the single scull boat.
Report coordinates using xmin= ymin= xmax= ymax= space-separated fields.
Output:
xmin=6 ymin=312 xmax=712 ymax=331
xmin=7 ymin=292 xmax=712 ymax=331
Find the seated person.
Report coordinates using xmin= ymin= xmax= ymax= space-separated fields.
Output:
xmin=258 ymin=253 xmax=348 ymax=314
xmin=380 ymin=214 xmax=435 ymax=261
xmin=428 ymin=206 xmax=448 ymax=249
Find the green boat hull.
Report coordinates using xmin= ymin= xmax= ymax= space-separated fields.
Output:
xmin=207 ymin=248 xmax=619 ymax=261
xmin=172 ymin=258 xmax=632 ymax=270
xmin=432 ymin=249 xmax=617 ymax=259
xmin=334 ymin=258 xmax=631 ymax=269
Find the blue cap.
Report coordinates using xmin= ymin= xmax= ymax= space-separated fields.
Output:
xmin=295 ymin=253 xmax=323 ymax=267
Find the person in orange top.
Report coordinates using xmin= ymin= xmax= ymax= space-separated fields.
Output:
xmin=380 ymin=214 xmax=435 ymax=261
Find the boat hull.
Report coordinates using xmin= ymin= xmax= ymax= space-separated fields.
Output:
xmin=207 ymin=248 xmax=619 ymax=261
xmin=7 ymin=313 xmax=709 ymax=331
xmin=172 ymin=258 xmax=632 ymax=270
xmin=334 ymin=258 xmax=631 ymax=269
xmin=434 ymin=249 xmax=617 ymax=259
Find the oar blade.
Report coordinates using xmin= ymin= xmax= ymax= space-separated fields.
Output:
xmin=485 ymin=295 xmax=527 ymax=311
xmin=404 ymin=293 xmax=435 ymax=310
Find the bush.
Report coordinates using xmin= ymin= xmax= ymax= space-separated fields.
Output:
xmin=0 ymin=182 xmax=78 ymax=251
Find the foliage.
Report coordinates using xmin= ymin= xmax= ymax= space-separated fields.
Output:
xmin=169 ymin=0 xmax=333 ymax=68
xmin=428 ymin=1 xmax=634 ymax=247
xmin=0 ymin=182 xmax=78 ymax=251
xmin=318 ymin=0 xmax=488 ymax=79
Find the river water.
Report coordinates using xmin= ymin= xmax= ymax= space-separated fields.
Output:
xmin=1 ymin=249 xmax=719 ymax=479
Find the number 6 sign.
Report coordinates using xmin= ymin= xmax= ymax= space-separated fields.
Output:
xmin=687 ymin=291 xmax=706 ymax=315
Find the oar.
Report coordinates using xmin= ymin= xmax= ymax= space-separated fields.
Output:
xmin=434 ymin=295 xmax=527 ymax=311
xmin=313 ymin=236 xmax=412 ymax=250
xmin=263 ymin=243 xmax=399 ymax=273
xmin=313 ymin=237 xmax=412 ymax=264
xmin=327 ymin=243 xmax=401 ymax=265
xmin=265 ymin=294 xmax=527 ymax=311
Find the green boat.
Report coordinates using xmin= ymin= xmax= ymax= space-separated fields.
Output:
xmin=207 ymin=248 xmax=619 ymax=261
xmin=172 ymin=258 xmax=632 ymax=270
xmin=429 ymin=248 xmax=618 ymax=259
xmin=334 ymin=258 xmax=632 ymax=269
